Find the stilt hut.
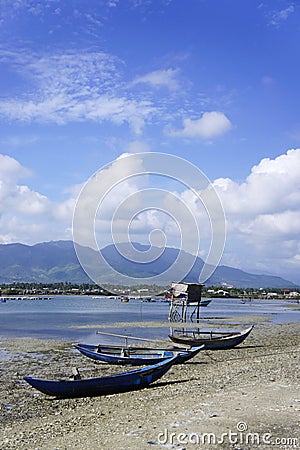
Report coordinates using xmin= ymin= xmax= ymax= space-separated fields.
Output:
xmin=169 ymin=282 xmax=204 ymax=323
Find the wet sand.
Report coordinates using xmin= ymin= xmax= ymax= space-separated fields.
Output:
xmin=0 ymin=321 xmax=299 ymax=450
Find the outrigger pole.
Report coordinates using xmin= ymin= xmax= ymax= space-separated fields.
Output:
xmin=95 ymin=330 xmax=168 ymax=346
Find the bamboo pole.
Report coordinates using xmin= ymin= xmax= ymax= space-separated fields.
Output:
xmin=95 ymin=330 xmax=168 ymax=344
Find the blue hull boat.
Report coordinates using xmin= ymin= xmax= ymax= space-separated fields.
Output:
xmin=75 ymin=344 xmax=203 ymax=365
xmin=23 ymin=355 xmax=179 ymax=398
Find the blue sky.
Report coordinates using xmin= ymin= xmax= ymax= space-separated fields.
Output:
xmin=0 ymin=0 xmax=299 ymax=285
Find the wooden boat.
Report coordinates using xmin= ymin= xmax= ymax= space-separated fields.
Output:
xmin=188 ymin=299 xmax=212 ymax=307
xmin=75 ymin=342 xmax=187 ymax=353
xmin=199 ymin=299 xmax=211 ymax=307
xmin=23 ymin=354 xmax=179 ymax=398
xmin=74 ymin=343 xmax=203 ymax=365
xmin=169 ymin=326 xmax=254 ymax=350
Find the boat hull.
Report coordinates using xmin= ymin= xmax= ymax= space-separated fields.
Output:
xmin=23 ymin=355 xmax=179 ymax=398
xmin=169 ymin=326 xmax=254 ymax=350
xmin=75 ymin=344 xmax=203 ymax=365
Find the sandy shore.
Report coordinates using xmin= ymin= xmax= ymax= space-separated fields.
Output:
xmin=0 ymin=321 xmax=299 ymax=450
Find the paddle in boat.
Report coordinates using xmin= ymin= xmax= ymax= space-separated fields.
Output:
xmin=74 ymin=343 xmax=203 ymax=365
xmin=23 ymin=354 xmax=179 ymax=398
xmin=169 ymin=326 xmax=254 ymax=350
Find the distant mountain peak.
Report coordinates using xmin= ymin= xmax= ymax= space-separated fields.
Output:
xmin=0 ymin=240 xmax=297 ymax=288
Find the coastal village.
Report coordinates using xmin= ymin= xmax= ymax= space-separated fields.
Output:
xmin=0 ymin=282 xmax=299 ymax=300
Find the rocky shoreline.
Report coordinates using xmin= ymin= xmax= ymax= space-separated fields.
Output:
xmin=0 ymin=321 xmax=299 ymax=450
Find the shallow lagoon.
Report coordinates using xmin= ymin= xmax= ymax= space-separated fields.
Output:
xmin=0 ymin=295 xmax=298 ymax=342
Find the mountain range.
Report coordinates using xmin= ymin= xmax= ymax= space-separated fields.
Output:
xmin=0 ymin=240 xmax=297 ymax=289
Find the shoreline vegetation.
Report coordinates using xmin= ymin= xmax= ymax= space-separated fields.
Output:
xmin=0 ymin=321 xmax=299 ymax=449
xmin=0 ymin=282 xmax=299 ymax=300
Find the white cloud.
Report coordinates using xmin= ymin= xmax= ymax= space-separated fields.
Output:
xmin=0 ymin=154 xmax=30 ymax=182
xmin=0 ymin=50 xmax=156 ymax=133
xmin=107 ymin=1 xmax=119 ymax=7
xmin=0 ymin=153 xmax=73 ymax=244
xmin=0 ymin=48 xmax=235 ymax=137
xmin=73 ymin=152 xmax=148 ymax=248
xmin=0 ymin=49 xmax=227 ymax=135
xmin=1 ymin=150 xmax=299 ymax=283
xmin=269 ymin=5 xmax=295 ymax=26
xmin=166 ymin=111 xmax=233 ymax=139
xmin=213 ymin=149 xmax=300 ymax=281
xmin=214 ymin=149 xmax=300 ymax=216
xmin=131 ymin=68 xmax=180 ymax=91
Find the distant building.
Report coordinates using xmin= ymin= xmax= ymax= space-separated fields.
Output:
xmin=288 ymin=291 xmax=299 ymax=297
xmin=215 ymin=289 xmax=230 ymax=297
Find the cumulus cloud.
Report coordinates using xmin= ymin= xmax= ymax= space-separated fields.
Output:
xmin=73 ymin=152 xmax=148 ymax=248
xmin=1 ymin=150 xmax=299 ymax=283
xmin=0 ymin=154 xmax=48 ymax=215
xmin=213 ymin=149 xmax=300 ymax=281
xmin=166 ymin=111 xmax=233 ymax=139
xmin=0 ymin=154 xmax=73 ymax=244
xmin=178 ymin=149 xmax=300 ymax=283
xmin=214 ymin=149 xmax=300 ymax=217
xmin=0 ymin=154 xmax=30 ymax=183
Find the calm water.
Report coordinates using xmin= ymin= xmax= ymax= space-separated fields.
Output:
xmin=0 ymin=296 xmax=298 ymax=343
